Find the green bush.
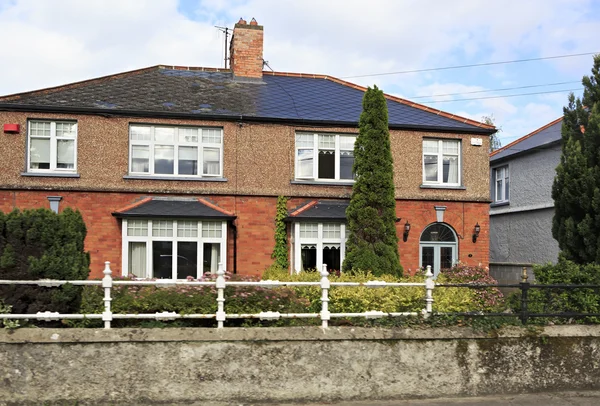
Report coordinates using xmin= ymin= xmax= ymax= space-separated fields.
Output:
xmin=0 ymin=208 xmax=90 ymax=318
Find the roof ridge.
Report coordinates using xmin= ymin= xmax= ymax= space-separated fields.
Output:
xmin=0 ymin=65 xmax=163 ymax=101
xmin=264 ymin=70 xmax=495 ymax=130
xmin=489 ymin=116 xmax=563 ymax=157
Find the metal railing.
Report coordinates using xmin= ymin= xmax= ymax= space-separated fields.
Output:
xmin=0 ymin=262 xmax=436 ymax=329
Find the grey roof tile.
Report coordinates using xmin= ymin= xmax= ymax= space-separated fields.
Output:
xmin=491 ymin=118 xmax=562 ymax=162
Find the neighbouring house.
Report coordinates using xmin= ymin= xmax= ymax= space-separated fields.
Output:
xmin=489 ymin=117 xmax=563 ymax=283
xmin=0 ymin=18 xmax=495 ymax=279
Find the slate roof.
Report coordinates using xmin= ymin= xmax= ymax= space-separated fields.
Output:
xmin=490 ymin=117 xmax=563 ymax=162
xmin=0 ymin=66 xmax=494 ymax=134
xmin=286 ymin=200 xmax=349 ymax=222
xmin=112 ymin=197 xmax=236 ymax=219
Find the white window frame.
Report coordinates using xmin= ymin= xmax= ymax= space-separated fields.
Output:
xmin=293 ymin=222 xmax=347 ymax=273
xmin=493 ymin=165 xmax=509 ymax=203
xmin=418 ymin=224 xmax=458 ymax=278
xmin=422 ymin=138 xmax=461 ymax=186
xmin=294 ymin=132 xmax=356 ymax=182
xmin=121 ymin=218 xmax=227 ymax=279
xmin=27 ymin=120 xmax=78 ymax=173
xmin=129 ymin=125 xmax=223 ymax=178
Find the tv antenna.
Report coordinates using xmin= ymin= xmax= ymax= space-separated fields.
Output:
xmin=215 ymin=26 xmax=232 ymax=69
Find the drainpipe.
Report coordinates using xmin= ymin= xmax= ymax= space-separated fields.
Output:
xmin=231 ymin=220 xmax=238 ymax=274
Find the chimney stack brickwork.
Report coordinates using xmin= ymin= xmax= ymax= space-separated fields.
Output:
xmin=230 ymin=18 xmax=264 ymax=79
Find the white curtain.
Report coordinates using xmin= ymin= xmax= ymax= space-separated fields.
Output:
xmin=128 ymin=242 xmax=146 ymax=278
xmin=447 ymin=156 xmax=458 ymax=184
xmin=57 ymin=140 xmax=75 ymax=168
xmin=211 ymin=243 xmax=220 ymax=273
xmin=203 ymin=148 xmax=220 ymax=175
xmin=30 ymin=138 xmax=50 ymax=168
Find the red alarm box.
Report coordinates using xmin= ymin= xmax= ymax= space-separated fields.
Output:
xmin=3 ymin=124 xmax=20 ymax=133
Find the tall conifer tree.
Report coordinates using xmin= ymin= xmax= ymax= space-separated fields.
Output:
xmin=343 ymin=86 xmax=402 ymax=277
xmin=552 ymin=55 xmax=600 ymax=263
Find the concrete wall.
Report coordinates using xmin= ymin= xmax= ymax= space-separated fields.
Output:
xmin=489 ymin=145 xmax=561 ymax=281
xmin=2 ymin=326 xmax=600 ymax=405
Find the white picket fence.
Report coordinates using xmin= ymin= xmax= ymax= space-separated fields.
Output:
xmin=0 ymin=262 xmax=435 ymax=329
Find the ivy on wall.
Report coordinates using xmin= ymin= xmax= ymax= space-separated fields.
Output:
xmin=271 ymin=196 xmax=289 ymax=270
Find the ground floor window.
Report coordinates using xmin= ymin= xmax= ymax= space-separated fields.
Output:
xmin=121 ymin=218 xmax=227 ymax=279
xmin=419 ymin=223 xmax=457 ymax=277
xmin=293 ymin=222 xmax=346 ymax=273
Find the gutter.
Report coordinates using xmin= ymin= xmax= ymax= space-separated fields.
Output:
xmin=0 ymin=104 xmax=497 ymax=135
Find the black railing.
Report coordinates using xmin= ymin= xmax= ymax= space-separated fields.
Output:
xmin=436 ymin=269 xmax=600 ymax=324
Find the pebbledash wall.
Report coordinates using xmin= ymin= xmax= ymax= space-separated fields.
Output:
xmin=1 ymin=326 xmax=600 ymax=404
xmin=0 ymin=112 xmax=490 ymax=279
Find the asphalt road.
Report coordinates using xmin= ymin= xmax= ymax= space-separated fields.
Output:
xmin=259 ymin=391 xmax=600 ymax=406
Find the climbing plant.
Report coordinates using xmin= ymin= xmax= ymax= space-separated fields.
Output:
xmin=271 ymin=196 xmax=289 ymax=269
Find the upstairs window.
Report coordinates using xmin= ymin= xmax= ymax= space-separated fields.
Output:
xmin=129 ymin=125 xmax=223 ymax=177
xmin=423 ymin=139 xmax=461 ymax=186
xmin=28 ymin=120 xmax=77 ymax=173
xmin=493 ymin=165 xmax=509 ymax=203
xmin=295 ymin=133 xmax=356 ymax=182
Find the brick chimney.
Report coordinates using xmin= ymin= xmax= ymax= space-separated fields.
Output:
xmin=229 ymin=18 xmax=264 ymax=80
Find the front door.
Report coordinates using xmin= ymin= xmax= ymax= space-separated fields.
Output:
xmin=420 ymin=223 xmax=458 ymax=277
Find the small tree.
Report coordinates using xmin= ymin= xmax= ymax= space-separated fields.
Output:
xmin=552 ymin=55 xmax=600 ymax=264
xmin=482 ymin=115 xmax=502 ymax=152
xmin=343 ymin=86 xmax=403 ymax=277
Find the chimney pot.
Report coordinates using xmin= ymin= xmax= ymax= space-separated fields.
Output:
xmin=238 ymin=18 xmax=247 ymax=25
xmin=250 ymin=18 xmax=258 ymax=26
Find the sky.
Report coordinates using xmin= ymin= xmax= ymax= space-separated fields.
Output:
xmin=0 ymin=0 xmax=598 ymax=145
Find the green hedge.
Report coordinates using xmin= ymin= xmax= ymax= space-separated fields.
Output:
xmin=0 ymin=208 xmax=90 ymax=318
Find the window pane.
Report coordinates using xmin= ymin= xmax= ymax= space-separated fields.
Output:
xmin=128 ymin=242 xmax=147 ymax=278
xmin=131 ymin=145 xmax=150 ymax=173
xmin=203 ymin=243 xmax=221 ymax=274
xmin=424 ymin=155 xmax=438 ymax=182
xmin=442 ymin=156 xmax=459 ymax=183
xmin=297 ymin=149 xmax=314 ymax=178
xmin=318 ymin=135 xmax=335 ymax=148
xmin=155 ymin=145 xmax=174 ymax=174
xmin=153 ymin=241 xmax=173 ymax=279
xmin=202 ymin=221 xmax=222 ymax=238
xmin=127 ymin=219 xmax=148 ymax=236
xmin=296 ymin=134 xmax=314 ymax=148
xmin=423 ymin=140 xmax=439 ymax=153
xmin=178 ymin=221 xmax=198 ymax=237
xmin=154 ymin=127 xmax=175 ymax=142
xmin=421 ymin=246 xmax=434 ymax=270
xmin=340 ymin=151 xmax=354 ymax=180
xmin=318 ymin=150 xmax=335 ymax=179
xmin=152 ymin=220 xmax=173 ymax=237
xmin=202 ymin=129 xmax=222 ymax=144
xmin=57 ymin=140 xmax=75 ymax=169
xmin=440 ymin=247 xmax=454 ymax=270
xmin=340 ymin=136 xmax=356 ymax=150
xmin=323 ymin=223 xmax=341 ymax=239
xmin=30 ymin=121 xmax=51 ymax=137
xmin=30 ymin=138 xmax=50 ymax=169
xmin=496 ymin=179 xmax=503 ymax=201
xmin=177 ymin=242 xmax=197 ymax=279
xmin=56 ymin=122 xmax=76 ymax=138
xmin=299 ymin=223 xmax=318 ymax=239
xmin=442 ymin=140 xmax=459 ymax=154
xmin=323 ymin=245 xmax=341 ymax=273
xmin=130 ymin=126 xmax=151 ymax=141
xmin=505 ymin=177 xmax=510 ymax=201
xmin=179 ymin=128 xmax=199 ymax=143
xmin=178 ymin=146 xmax=198 ymax=175
xmin=301 ymin=245 xmax=317 ymax=271
xmin=203 ymin=148 xmax=220 ymax=175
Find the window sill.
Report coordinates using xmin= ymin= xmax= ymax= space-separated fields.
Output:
xmin=123 ymin=175 xmax=228 ymax=182
xmin=420 ymin=184 xmax=466 ymax=190
xmin=490 ymin=201 xmax=510 ymax=208
xmin=291 ymin=180 xmax=355 ymax=186
xmin=21 ymin=172 xmax=80 ymax=178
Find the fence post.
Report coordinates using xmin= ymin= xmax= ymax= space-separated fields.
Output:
xmin=424 ymin=265 xmax=434 ymax=317
xmin=101 ymin=261 xmax=113 ymax=329
xmin=320 ymin=264 xmax=330 ymax=329
xmin=216 ymin=262 xmax=226 ymax=329
xmin=520 ymin=266 xmax=530 ymax=325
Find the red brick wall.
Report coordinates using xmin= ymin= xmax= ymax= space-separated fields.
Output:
xmin=0 ymin=191 xmax=488 ymax=279
xmin=230 ymin=23 xmax=264 ymax=79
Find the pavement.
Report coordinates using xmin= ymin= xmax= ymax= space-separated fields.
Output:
xmin=254 ymin=391 xmax=600 ymax=406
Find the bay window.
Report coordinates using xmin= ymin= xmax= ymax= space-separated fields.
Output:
xmin=423 ymin=139 xmax=461 ymax=186
xmin=129 ymin=125 xmax=222 ymax=177
xmin=121 ymin=218 xmax=227 ymax=279
xmin=295 ymin=133 xmax=356 ymax=182
xmin=28 ymin=120 xmax=77 ymax=173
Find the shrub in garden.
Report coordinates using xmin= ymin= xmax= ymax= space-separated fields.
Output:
xmin=0 ymin=208 xmax=90 ymax=316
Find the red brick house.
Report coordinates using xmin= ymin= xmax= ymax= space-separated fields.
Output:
xmin=0 ymin=19 xmax=494 ymax=279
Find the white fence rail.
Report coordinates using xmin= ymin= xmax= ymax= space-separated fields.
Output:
xmin=0 ymin=262 xmax=435 ymax=329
